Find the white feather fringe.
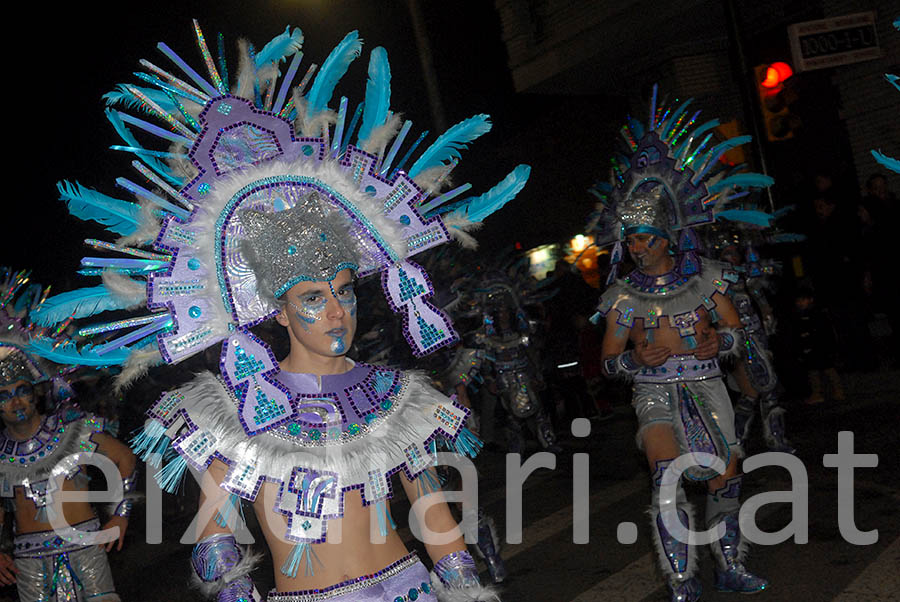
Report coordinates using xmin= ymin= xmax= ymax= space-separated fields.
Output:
xmin=291 ymin=91 xmax=337 ymax=138
xmin=442 ymin=215 xmax=482 ymax=250
xmin=114 ymin=346 xmax=163 ymax=391
xmin=234 ymin=39 xmax=256 ymax=101
xmin=413 ymin=165 xmax=452 ymax=196
xmin=190 ymin=544 xmax=262 ymax=599
xmin=115 ymin=201 xmax=162 ymax=247
xmin=361 ymin=113 xmax=403 ymax=156
xmin=101 ymin=271 xmax=147 ymax=307
xmin=429 ymin=573 xmax=501 ymax=602
xmin=163 ymin=369 xmax=458 ymax=501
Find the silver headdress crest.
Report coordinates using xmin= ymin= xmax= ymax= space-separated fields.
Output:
xmin=28 ymin=22 xmax=530 ymax=437
xmin=241 ymin=192 xmax=361 ymax=301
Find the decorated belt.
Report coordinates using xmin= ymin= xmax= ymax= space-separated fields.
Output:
xmin=267 ymin=552 xmax=431 ymax=601
xmin=13 ymin=517 xmax=101 ymax=558
xmin=633 ymin=355 xmax=721 ymax=384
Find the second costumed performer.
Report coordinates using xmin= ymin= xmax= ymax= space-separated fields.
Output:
xmin=589 ymin=86 xmax=773 ymax=601
xmin=29 ymin=21 xmax=530 ymax=602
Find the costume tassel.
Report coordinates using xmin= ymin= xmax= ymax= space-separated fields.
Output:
xmin=214 ymin=493 xmax=242 ymax=528
xmin=280 ymin=543 xmax=322 ymax=578
xmin=375 ymin=499 xmax=397 ymax=537
xmin=452 ymin=427 xmax=483 ymax=459
xmin=415 ymin=468 xmax=442 ymax=498
xmin=129 ymin=419 xmax=166 ymax=458
xmin=156 ymin=454 xmax=188 ymax=493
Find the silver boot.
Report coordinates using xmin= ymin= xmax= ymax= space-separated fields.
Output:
xmin=707 ymin=477 xmax=769 ymax=594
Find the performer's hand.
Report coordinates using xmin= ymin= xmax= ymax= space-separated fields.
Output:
xmin=633 ymin=340 xmax=671 ymax=367
xmin=694 ymin=328 xmax=720 ymax=360
xmin=0 ymin=552 xmax=17 ymax=585
xmin=100 ymin=516 xmax=128 ymax=552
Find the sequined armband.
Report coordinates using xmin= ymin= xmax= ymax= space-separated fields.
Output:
xmin=191 ymin=533 xmax=258 ymax=601
xmin=432 ymin=550 xmax=498 ymax=600
xmin=109 ymin=467 xmax=140 ymax=519
xmin=603 ymin=350 xmax=641 ymax=379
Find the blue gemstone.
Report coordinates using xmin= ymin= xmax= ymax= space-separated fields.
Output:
xmin=408 ymin=588 xmax=419 ymax=600
xmin=399 ymin=214 xmax=411 ymax=225
xmin=188 ymin=258 xmax=201 ymax=271
xmin=302 ymin=144 xmax=314 ymax=156
xmin=189 ymin=306 xmax=202 ymax=318
xmin=288 ymin=245 xmax=297 ymax=255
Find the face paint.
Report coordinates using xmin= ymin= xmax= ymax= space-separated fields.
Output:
xmin=647 ymin=235 xmax=658 ymax=248
xmin=289 ymin=295 xmax=328 ymax=332
xmin=280 ymin=269 xmax=358 ymax=360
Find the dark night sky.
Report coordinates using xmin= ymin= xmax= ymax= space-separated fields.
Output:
xmin=11 ymin=0 xmax=612 ymax=292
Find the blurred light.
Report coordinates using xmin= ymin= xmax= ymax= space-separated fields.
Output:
xmin=571 ymin=234 xmax=589 ymax=253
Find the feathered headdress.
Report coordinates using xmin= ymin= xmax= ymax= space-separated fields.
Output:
xmin=0 ymin=269 xmax=74 ymax=400
xmin=28 ymin=22 xmax=530 ymax=437
xmin=587 ymin=84 xmax=775 ymax=285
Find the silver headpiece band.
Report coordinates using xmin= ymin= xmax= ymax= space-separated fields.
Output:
xmin=0 ymin=346 xmax=42 ymax=387
xmin=241 ymin=192 xmax=361 ymax=300
xmin=617 ymin=187 xmax=672 ymax=240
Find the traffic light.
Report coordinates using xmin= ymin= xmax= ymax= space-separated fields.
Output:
xmin=755 ymin=62 xmax=801 ymax=141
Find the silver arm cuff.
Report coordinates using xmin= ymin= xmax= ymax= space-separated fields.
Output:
xmin=603 ymin=350 xmax=641 ymax=379
xmin=108 ymin=467 xmax=140 ymax=518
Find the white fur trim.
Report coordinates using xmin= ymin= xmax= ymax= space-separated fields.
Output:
xmin=161 ymin=369 xmax=462 ymax=501
xmin=429 ymin=573 xmax=501 ymax=602
xmin=647 ymin=501 xmax=698 ymax=581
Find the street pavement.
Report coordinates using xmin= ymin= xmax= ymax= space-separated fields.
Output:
xmin=2 ymin=369 xmax=897 ymax=601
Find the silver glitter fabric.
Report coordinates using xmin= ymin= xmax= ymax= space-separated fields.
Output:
xmin=617 ymin=187 xmax=673 ymax=239
xmin=0 ymin=346 xmax=41 ymax=387
xmin=240 ymin=192 xmax=362 ymax=299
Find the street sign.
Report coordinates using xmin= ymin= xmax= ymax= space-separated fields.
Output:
xmin=788 ymin=12 xmax=881 ymax=72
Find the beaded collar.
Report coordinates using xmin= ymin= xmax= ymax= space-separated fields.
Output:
xmin=0 ymin=406 xmax=99 ymax=469
xmin=623 ymin=267 xmax=691 ymax=295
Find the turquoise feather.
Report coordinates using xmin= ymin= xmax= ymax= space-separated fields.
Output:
xmin=408 ymin=114 xmax=492 ymax=179
xmin=255 ymin=26 xmax=303 ymax=68
xmin=716 ymin=209 xmax=774 ymax=227
xmin=872 ymin=150 xmax=900 ymax=175
xmin=707 ymin=173 xmax=774 ymax=193
xmin=356 ymin=47 xmax=391 ymax=146
xmin=57 ymin=180 xmax=141 ymax=236
xmin=305 ymin=31 xmax=362 ymax=118
xmin=451 ymin=164 xmax=531 ymax=223
xmin=31 ymin=285 xmax=144 ymax=327
xmin=102 ymin=85 xmax=179 ymax=115
xmin=104 ymin=110 xmax=179 ymax=187
xmin=26 ymin=338 xmax=132 ymax=366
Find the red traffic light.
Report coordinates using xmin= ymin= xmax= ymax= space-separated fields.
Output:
xmin=761 ymin=62 xmax=793 ymax=88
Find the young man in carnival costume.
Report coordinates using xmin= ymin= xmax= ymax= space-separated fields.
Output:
xmin=28 ymin=22 xmax=529 ymax=601
xmin=469 ymin=271 xmax=559 ymax=455
xmin=0 ymin=270 xmax=138 ymax=602
xmin=589 ymin=87 xmax=774 ymax=601
xmin=710 ymin=227 xmax=795 ymax=454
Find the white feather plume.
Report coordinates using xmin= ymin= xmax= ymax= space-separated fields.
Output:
xmin=113 ymin=346 xmax=163 ymax=392
xmin=441 ymin=214 xmax=482 ymax=250
xmin=114 ymin=201 xmax=162 ymax=247
xmin=360 ymin=113 xmax=403 ymax=156
xmin=234 ymin=39 xmax=256 ymax=101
